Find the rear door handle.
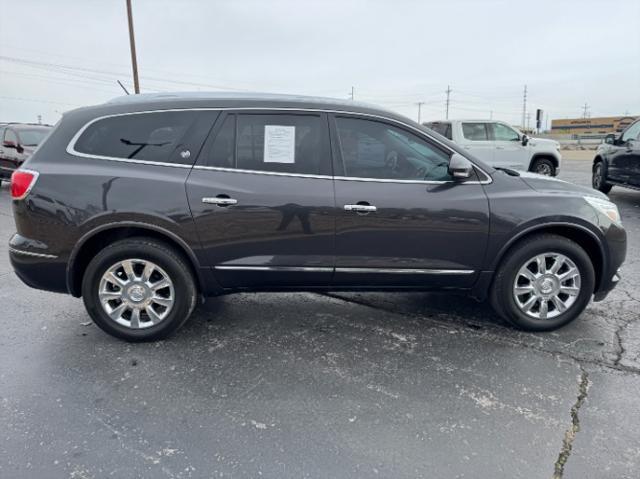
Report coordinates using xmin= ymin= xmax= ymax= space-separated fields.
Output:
xmin=344 ymin=204 xmax=377 ymax=213
xmin=202 ymin=197 xmax=238 ymax=206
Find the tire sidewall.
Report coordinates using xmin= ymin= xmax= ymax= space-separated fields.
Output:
xmin=498 ymin=237 xmax=595 ymax=331
xmin=82 ymin=240 xmax=196 ymax=341
xmin=532 ymin=158 xmax=555 ymax=176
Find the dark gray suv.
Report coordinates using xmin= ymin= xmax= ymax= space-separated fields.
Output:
xmin=8 ymin=93 xmax=626 ymax=341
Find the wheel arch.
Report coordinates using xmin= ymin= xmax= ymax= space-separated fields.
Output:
xmin=67 ymin=222 xmax=206 ymax=298
xmin=489 ymin=222 xmax=606 ymax=293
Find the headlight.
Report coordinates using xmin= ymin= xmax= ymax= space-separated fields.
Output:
xmin=584 ymin=196 xmax=621 ymax=224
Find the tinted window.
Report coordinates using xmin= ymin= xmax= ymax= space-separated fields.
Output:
xmin=335 ymin=117 xmax=452 ymax=181
xmin=462 ymin=123 xmax=489 ymax=141
xmin=492 ymin=123 xmax=520 ymax=141
xmin=621 ymin=121 xmax=640 ymax=142
xmin=74 ymin=111 xmax=197 ymax=163
xmin=231 ymin=114 xmax=329 ymax=175
xmin=207 ymin=114 xmax=236 ymax=168
xmin=427 ymin=122 xmax=452 ymax=140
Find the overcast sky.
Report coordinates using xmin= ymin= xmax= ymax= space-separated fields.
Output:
xmin=1 ymin=0 xmax=639 ymax=127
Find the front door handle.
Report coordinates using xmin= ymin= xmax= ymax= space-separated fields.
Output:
xmin=344 ymin=204 xmax=377 ymax=213
xmin=202 ymin=196 xmax=238 ymax=206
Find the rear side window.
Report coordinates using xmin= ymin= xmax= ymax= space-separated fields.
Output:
xmin=73 ymin=111 xmax=197 ymax=163
xmin=462 ymin=123 xmax=489 ymax=141
xmin=204 ymin=113 xmax=330 ymax=176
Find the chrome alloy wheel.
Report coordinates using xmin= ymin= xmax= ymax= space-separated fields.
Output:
xmin=513 ymin=253 xmax=581 ymax=320
xmin=98 ymin=259 xmax=175 ymax=329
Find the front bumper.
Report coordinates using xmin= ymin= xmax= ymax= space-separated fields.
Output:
xmin=593 ymin=268 xmax=621 ymax=302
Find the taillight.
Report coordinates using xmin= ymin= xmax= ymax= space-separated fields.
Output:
xmin=11 ymin=169 xmax=39 ymax=200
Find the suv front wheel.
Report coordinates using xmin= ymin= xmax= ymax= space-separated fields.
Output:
xmin=530 ymin=157 xmax=556 ymax=176
xmin=82 ymin=237 xmax=198 ymax=341
xmin=490 ymin=234 xmax=595 ymax=331
xmin=592 ymin=161 xmax=613 ymax=193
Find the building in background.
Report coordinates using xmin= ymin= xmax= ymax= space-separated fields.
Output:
xmin=550 ymin=115 xmax=638 ymax=139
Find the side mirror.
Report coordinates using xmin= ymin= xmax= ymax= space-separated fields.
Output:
xmin=521 ymin=134 xmax=529 ymax=146
xmin=2 ymin=140 xmax=17 ymax=149
xmin=448 ymin=153 xmax=474 ymax=180
xmin=604 ymin=134 xmax=615 ymax=145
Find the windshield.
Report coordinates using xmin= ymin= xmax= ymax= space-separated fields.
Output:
xmin=18 ymin=129 xmax=49 ymax=147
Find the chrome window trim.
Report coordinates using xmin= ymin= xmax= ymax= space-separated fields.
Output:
xmin=193 ymin=165 xmax=489 ymax=185
xmin=9 ymin=247 xmax=58 ymax=259
xmin=65 ymin=107 xmax=492 ymax=183
xmin=213 ymin=265 xmax=474 ymax=275
xmin=194 ymin=165 xmax=332 ymax=180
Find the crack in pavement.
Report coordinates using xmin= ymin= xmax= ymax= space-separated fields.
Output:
xmin=318 ymin=293 xmax=640 ymax=375
xmin=552 ymin=369 xmax=590 ymax=478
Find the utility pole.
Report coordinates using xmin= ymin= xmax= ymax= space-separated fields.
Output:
xmin=349 ymin=86 xmax=354 ymax=100
xmin=416 ymin=102 xmax=425 ymax=123
xmin=37 ymin=115 xmax=42 ymax=125
xmin=126 ymin=0 xmax=140 ymax=94
xmin=582 ymin=102 xmax=590 ymax=119
xmin=445 ymin=85 xmax=451 ymax=119
xmin=526 ymin=112 xmax=531 ymax=130
xmin=521 ymin=84 xmax=527 ymax=129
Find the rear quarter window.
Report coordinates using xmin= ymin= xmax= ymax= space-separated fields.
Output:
xmin=426 ymin=122 xmax=452 ymax=140
xmin=72 ymin=111 xmax=198 ymax=163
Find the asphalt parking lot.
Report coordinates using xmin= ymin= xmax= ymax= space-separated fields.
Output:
xmin=0 ymin=159 xmax=638 ymax=479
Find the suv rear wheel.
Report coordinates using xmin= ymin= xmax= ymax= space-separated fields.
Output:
xmin=82 ymin=237 xmax=197 ymax=341
xmin=490 ymin=234 xmax=595 ymax=331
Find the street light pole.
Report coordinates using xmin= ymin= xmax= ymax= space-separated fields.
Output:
xmin=126 ymin=0 xmax=140 ymax=94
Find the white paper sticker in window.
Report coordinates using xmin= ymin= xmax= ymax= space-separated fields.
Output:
xmin=264 ymin=125 xmax=295 ymax=163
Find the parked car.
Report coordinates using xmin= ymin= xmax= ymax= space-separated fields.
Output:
xmin=0 ymin=123 xmax=52 ymax=182
xmin=9 ymin=93 xmax=626 ymax=341
xmin=592 ymin=118 xmax=640 ymax=193
xmin=424 ymin=120 xmax=561 ymax=176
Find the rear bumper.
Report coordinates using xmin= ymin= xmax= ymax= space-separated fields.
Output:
xmin=8 ymin=234 xmax=69 ymax=294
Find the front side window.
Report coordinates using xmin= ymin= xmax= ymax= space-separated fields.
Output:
xmin=492 ymin=123 xmax=520 ymax=142
xmin=335 ymin=117 xmax=452 ymax=181
xmin=205 ymin=113 xmax=329 ymax=176
xmin=462 ymin=123 xmax=489 ymax=141
xmin=621 ymin=120 xmax=640 ymax=142
xmin=74 ymin=111 xmax=197 ymax=163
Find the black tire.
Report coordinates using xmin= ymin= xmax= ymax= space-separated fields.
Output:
xmin=530 ymin=157 xmax=556 ymax=176
xmin=490 ymin=234 xmax=595 ymax=331
xmin=82 ymin=237 xmax=197 ymax=341
xmin=592 ymin=161 xmax=613 ymax=193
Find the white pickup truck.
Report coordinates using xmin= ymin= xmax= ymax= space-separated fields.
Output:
xmin=424 ymin=120 xmax=562 ymax=176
